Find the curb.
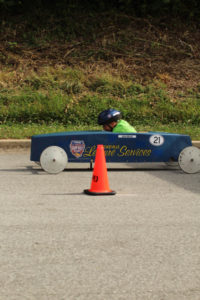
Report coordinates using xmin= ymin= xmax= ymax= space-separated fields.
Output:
xmin=192 ymin=141 xmax=200 ymax=149
xmin=0 ymin=139 xmax=200 ymax=150
xmin=0 ymin=139 xmax=31 ymax=150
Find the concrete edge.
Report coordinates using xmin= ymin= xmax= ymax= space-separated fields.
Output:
xmin=193 ymin=141 xmax=200 ymax=149
xmin=0 ymin=139 xmax=200 ymax=150
xmin=0 ymin=139 xmax=31 ymax=150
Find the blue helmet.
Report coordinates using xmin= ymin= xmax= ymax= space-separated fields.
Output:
xmin=98 ymin=109 xmax=122 ymax=125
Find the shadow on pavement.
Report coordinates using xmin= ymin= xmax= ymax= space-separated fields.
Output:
xmin=0 ymin=162 xmax=199 ymax=195
xmin=147 ymin=168 xmax=200 ymax=195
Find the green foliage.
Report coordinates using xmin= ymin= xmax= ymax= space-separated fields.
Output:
xmin=0 ymin=92 xmax=67 ymax=123
xmin=1 ymin=81 xmax=200 ymax=126
xmin=0 ymin=67 xmax=199 ymax=139
xmin=1 ymin=122 xmax=200 ymax=139
xmin=23 ymin=68 xmax=84 ymax=93
xmin=0 ymin=1 xmax=199 ymax=140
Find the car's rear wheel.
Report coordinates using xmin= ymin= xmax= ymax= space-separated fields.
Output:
xmin=40 ymin=146 xmax=68 ymax=174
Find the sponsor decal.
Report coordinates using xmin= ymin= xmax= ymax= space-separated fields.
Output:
xmin=93 ymin=175 xmax=98 ymax=182
xmin=70 ymin=140 xmax=85 ymax=158
xmin=83 ymin=145 xmax=152 ymax=157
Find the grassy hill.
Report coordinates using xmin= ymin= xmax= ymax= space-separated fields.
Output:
xmin=0 ymin=12 xmax=200 ymax=138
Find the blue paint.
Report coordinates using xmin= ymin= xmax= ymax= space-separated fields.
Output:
xmin=30 ymin=131 xmax=192 ymax=164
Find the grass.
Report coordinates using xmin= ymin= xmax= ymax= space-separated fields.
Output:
xmin=0 ymin=61 xmax=199 ymax=140
xmin=0 ymin=122 xmax=199 ymax=140
xmin=0 ymin=123 xmax=98 ymax=139
xmin=0 ymin=12 xmax=199 ymax=140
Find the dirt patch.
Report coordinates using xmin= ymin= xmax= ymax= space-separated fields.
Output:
xmin=1 ymin=16 xmax=200 ymax=95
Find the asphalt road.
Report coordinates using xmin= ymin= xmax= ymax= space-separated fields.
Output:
xmin=0 ymin=151 xmax=200 ymax=300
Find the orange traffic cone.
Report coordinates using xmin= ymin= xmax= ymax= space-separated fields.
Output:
xmin=84 ymin=144 xmax=116 ymax=195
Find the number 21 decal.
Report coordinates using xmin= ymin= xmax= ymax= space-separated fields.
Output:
xmin=149 ymin=135 xmax=164 ymax=146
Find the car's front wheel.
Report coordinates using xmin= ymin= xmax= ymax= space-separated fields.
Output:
xmin=40 ymin=146 xmax=68 ymax=174
xmin=178 ymin=146 xmax=200 ymax=174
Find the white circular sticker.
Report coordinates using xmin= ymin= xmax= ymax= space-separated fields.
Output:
xmin=149 ymin=135 xmax=164 ymax=146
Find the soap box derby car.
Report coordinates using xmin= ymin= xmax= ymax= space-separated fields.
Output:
xmin=30 ymin=130 xmax=200 ymax=174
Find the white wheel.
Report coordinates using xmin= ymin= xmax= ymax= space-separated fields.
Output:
xmin=40 ymin=146 xmax=68 ymax=174
xmin=178 ymin=146 xmax=200 ymax=174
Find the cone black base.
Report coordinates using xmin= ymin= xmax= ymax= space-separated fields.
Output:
xmin=84 ymin=189 xmax=116 ymax=196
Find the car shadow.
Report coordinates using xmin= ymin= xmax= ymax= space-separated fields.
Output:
xmin=1 ymin=163 xmax=199 ymax=195
xmin=0 ymin=166 xmax=42 ymax=175
xmin=146 ymin=168 xmax=200 ymax=195
xmin=120 ymin=163 xmax=200 ymax=195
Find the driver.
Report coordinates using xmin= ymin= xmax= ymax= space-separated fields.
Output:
xmin=98 ymin=109 xmax=137 ymax=133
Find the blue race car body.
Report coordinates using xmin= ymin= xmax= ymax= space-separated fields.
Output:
xmin=30 ymin=130 xmax=192 ymax=164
